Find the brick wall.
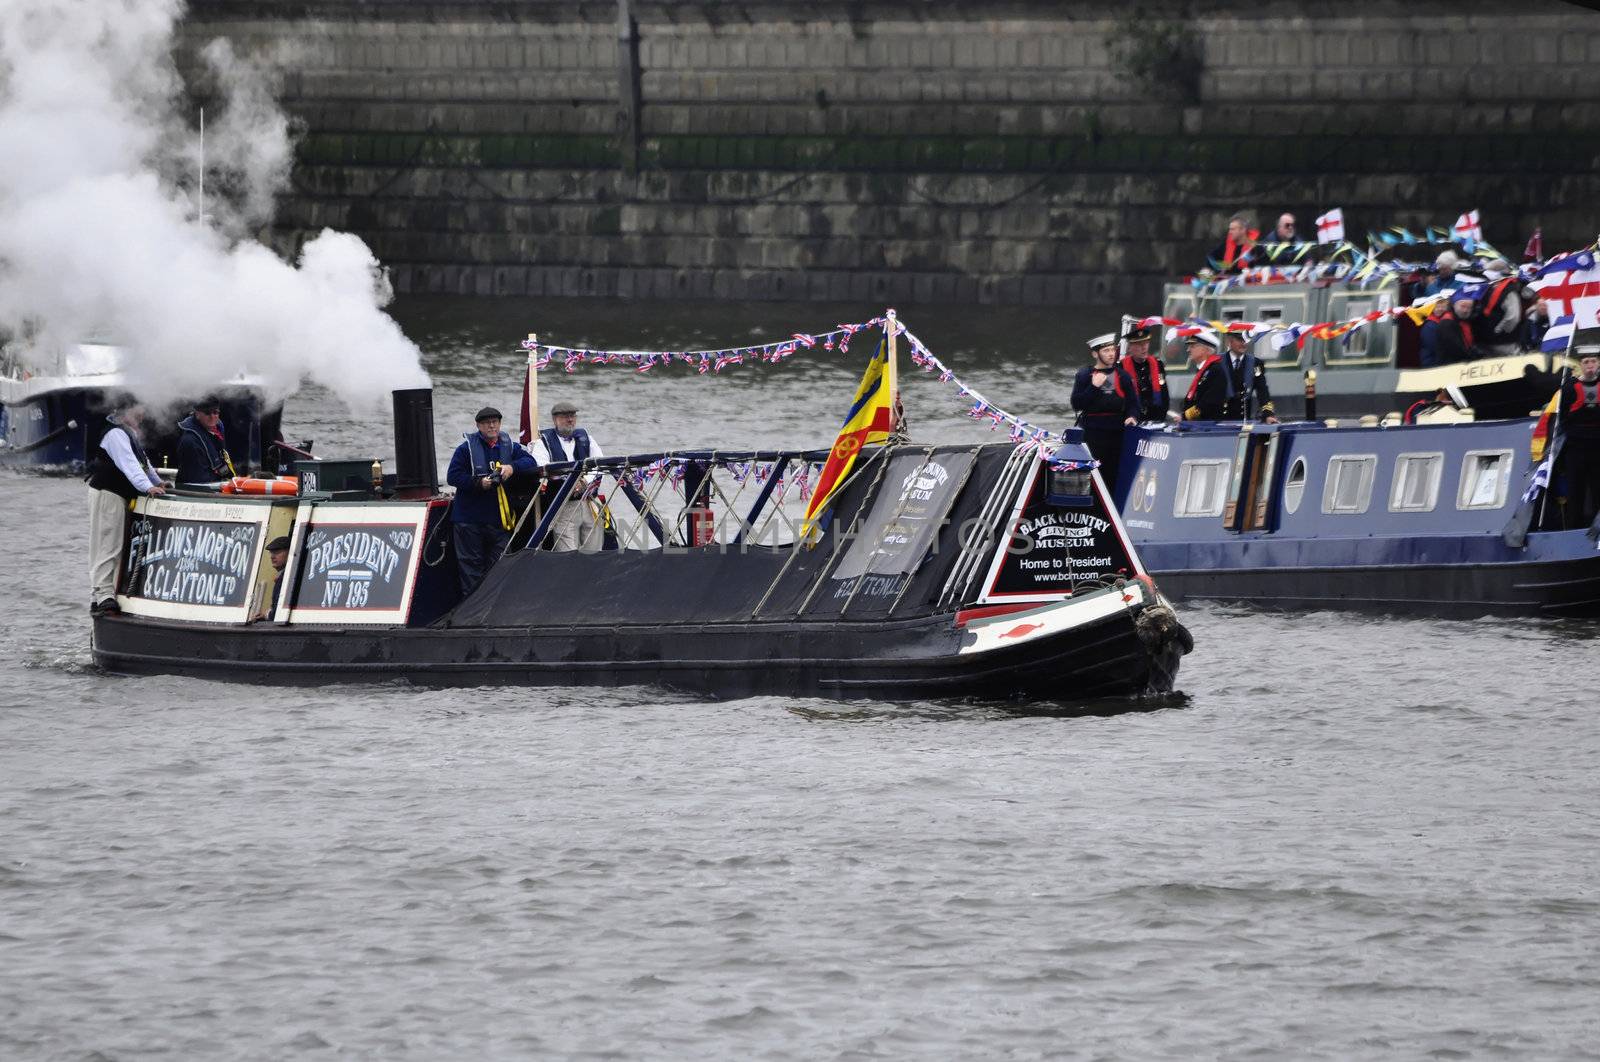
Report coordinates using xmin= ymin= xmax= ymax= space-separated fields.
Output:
xmin=180 ymin=0 xmax=1600 ymax=305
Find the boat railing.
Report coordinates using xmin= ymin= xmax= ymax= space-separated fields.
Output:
xmin=512 ymin=448 xmax=836 ymax=553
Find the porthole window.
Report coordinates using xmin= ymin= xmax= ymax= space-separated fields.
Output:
xmin=1283 ymin=456 xmax=1307 ymax=515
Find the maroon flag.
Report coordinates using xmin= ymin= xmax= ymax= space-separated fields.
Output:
xmin=1524 ymin=227 xmax=1543 ymax=262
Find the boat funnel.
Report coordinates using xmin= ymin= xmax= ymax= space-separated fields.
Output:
xmin=392 ymin=388 xmax=438 ymax=495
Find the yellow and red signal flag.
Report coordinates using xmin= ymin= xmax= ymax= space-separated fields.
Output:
xmin=801 ymin=332 xmax=897 ymax=540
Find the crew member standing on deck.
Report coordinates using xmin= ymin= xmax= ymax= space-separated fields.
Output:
xmin=175 ymin=397 xmax=233 ymax=484
xmin=1071 ymin=332 xmax=1139 ymax=494
xmin=87 ymin=403 xmax=166 ymax=615
xmin=1219 ymin=331 xmax=1278 ymax=423
xmin=533 ymin=399 xmax=607 ymax=552
xmin=1182 ymin=331 xmax=1230 ymax=421
xmin=1559 ymin=347 xmax=1600 ymax=529
xmin=1119 ymin=323 xmax=1170 ymax=422
xmin=446 ymin=406 xmax=538 ymax=597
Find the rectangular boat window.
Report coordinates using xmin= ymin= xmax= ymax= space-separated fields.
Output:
xmin=1322 ymin=454 xmax=1377 ymax=514
xmin=1389 ymin=452 xmax=1444 ymax=512
xmin=1457 ymin=449 xmax=1514 ymax=510
xmin=1173 ymin=459 xmax=1230 ymax=518
xmin=1257 ymin=305 xmax=1284 ymax=322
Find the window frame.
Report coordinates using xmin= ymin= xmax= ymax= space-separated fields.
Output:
xmin=1388 ymin=451 xmax=1445 ymax=513
xmin=1456 ymin=448 xmax=1515 ymax=511
xmin=1282 ymin=456 xmax=1308 ymax=515
xmin=1172 ymin=458 xmax=1232 ymax=519
xmin=1321 ymin=454 xmax=1378 ymax=515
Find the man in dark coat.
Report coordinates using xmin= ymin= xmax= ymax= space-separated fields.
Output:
xmin=1559 ymin=348 xmax=1600 ymax=528
xmin=1071 ymin=331 xmax=1140 ymax=495
xmin=1181 ymin=331 xmax=1229 ymax=421
xmin=1119 ymin=323 xmax=1170 ymax=422
xmin=1429 ymin=294 xmax=1482 ymax=366
xmin=445 ymin=406 xmax=539 ymax=597
xmin=1218 ymin=331 xmax=1278 ymax=422
xmin=175 ymin=397 xmax=232 ymax=484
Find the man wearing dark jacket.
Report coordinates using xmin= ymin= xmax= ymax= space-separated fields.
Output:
xmin=1182 ymin=331 xmax=1230 ymax=420
xmin=1559 ymin=348 xmax=1600 ymax=528
xmin=445 ymin=406 xmax=538 ymax=597
xmin=87 ymin=404 xmax=166 ymax=614
xmin=1119 ymin=323 xmax=1170 ymax=422
xmin=175 ymin=397 xmax=232 ymax=484
xmin=1071 ymin=331 xmax=1140 ymax=494
xmin=1218 ymin=332 xmax=1278 ymax=422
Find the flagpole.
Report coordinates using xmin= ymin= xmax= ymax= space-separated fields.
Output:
xmin=885 ymin=308 xmax=901 ymax=434
xmin=520 ymin=331 xmax=539 ymax=446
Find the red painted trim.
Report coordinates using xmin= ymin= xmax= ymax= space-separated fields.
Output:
xmin=955 ymin=602 xmax=1037 ymax=626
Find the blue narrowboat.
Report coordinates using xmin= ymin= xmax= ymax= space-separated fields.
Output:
xmin=1104 ymin=415 xmax=1600 ymax=616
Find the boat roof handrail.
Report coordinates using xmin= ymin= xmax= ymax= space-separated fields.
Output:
xmin=538 ymin=446 xmax=839 ymax=475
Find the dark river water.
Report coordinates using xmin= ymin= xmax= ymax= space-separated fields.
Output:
xmin=3 ymin=296 xmax=1598 ymax=1059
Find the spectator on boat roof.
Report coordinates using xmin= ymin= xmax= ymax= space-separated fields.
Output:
xmin=1208 ymin=214 xmax=1257 ymax=274
xmin=446 ymin=406 xmax=538 ymax=598
xmin=1271 ymin=213 xmax=1297 ymax=244
xmin=1429 ymin=294 xmax=1483 ymax=366
xmin=1475 ymin=260 xmax=1525 ymax=358
xmin=533 ymin=399 xmax=607 ymax=553
xmin=1071 ymin=332 xmax=1140 ymax=493
xmin=1182 ymin=331 xmax=1229 ymax=421
xmin=1423 ymin=250 xmax=1464 ymax=297
xmin=1119 ymin=323 xmax=1170 ymax=422
xmin=87 ymin=402 xmax=166 ymax=616
xmin=1559 ymin=347 xmax=1600 ymax=529
xmin=1219 ymin=331 xmax=1278 ymax=423
xmin=175 ymin=396 xmax=232 ymax=484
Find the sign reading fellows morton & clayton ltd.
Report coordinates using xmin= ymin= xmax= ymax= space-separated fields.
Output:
xmin=120 ymin=497 xmax=266 ymax=620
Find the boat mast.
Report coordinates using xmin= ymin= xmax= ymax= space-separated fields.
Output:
xmin=197 ymin=106 xmax=205 ymax=225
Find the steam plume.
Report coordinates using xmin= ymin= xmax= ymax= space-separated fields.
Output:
xmin=0 ymin=0 xmax=428 ymax=409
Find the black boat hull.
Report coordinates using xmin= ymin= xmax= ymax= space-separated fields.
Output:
xmin=92 ymin=595 xmax=1174 ymax=701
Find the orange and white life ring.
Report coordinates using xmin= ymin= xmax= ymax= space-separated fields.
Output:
xmin=221 ymin=475 xmax=299 ymax=496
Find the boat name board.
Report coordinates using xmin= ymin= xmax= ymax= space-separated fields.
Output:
xmin=294 ymin=522 xmax=418 ymax=613
xmin=1135 ymin=439 xmax=1171 ymax=461
xmin=124 ymin=510 xmax=261 ymax=609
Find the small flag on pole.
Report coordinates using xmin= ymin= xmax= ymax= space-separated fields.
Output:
xmin=1314 ymin=208 xmax=1345 ymax=245
xmin=1524 ymin=227 xmax=1543 ymax=262
xmin=1452 ymin=210 xmax=1483 ymax=245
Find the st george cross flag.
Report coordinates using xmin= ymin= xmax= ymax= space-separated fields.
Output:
xmin=1314 ymin=208 xmax=1344 ymax=245
xmin=1532 ymin=252 xmax=1600 ymax=321
xmin=1452 ymin=210 xmax=1483 ymax=244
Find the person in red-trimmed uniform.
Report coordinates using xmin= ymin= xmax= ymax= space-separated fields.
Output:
xmin=1559 ymin=346 xmax=1600 ymax=528
xmin=1071 ymin=331 xmax=1140 ymax=495
xmin=1119 ymin=322 xmax=1170 ymax=422
xmin=1181 ymin=330 xmax=1229 ymax=420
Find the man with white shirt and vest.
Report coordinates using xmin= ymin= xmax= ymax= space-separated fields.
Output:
xmin=1218 ymin=331 xmax=1278 ymax=423
xmin=86 ymin=403 xmax=167 ymax=615
xmin=1559 ymin=346 xmax=1600 ymax=528
xmin=533 ymin=399 xmax=606 ymax=552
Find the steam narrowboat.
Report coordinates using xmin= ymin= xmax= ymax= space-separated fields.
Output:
xmin=89 ymin=390 xmax=1192 ymax=702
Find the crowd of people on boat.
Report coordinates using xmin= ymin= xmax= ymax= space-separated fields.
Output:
xmin=1204 ymin=214 xmax=1547 ymax=362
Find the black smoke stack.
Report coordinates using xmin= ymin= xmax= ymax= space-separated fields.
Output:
xmin=392 ymin=388 xmax=438 ymax=495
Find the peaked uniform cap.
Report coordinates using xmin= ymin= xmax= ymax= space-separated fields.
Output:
xmin=1087 ymin=332 xmax=1118 ymax=350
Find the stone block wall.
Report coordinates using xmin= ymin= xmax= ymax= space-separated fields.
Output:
xmin=180 ymin=0 xmax=1600 ymax=306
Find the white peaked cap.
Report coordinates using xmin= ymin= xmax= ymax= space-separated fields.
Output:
xmin=1087 ymin=332 xmax=1118 ymax=349
xmin=1186 ymin=329 xmax=1220 ymax=349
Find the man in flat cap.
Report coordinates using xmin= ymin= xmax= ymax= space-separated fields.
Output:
xmin=1071 ymin=331 xmax=1140 ymax=494
xmin=1119 ymin=322 xmax=1170 ymax=422
xmin=533 ymin=399 xmax=607 ymax=552
xmin=259 ymin=535 xmax=292 ymax=619
xmin=175 ymin=395 xmax=233 ymax=485
xmin=445 ymin=405 xmax=538 ymax=596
